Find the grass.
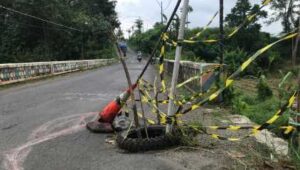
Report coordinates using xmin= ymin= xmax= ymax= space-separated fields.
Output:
xmin=231 ymin=90 xmax=291 ymax=132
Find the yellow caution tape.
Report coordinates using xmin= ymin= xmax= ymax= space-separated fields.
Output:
xmin=159 ymin=43 xmax=167 ymax=93
xmin=176 ymin=65 xmax=221 ymax=89
xmin=262 ymin=0 xmax=272 ymax=6
xmin=189 ymin=11 xmax=219 ymax=40
xmin=178 ymin=32 xmax=298 ymax=115
xmin=137 ymin=112 xmax=156 ymax=125
xmin=173 ymin=0 xmax=272 ymax=44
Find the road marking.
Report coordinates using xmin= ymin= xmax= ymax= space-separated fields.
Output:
xmin=3 ymin=112 xmax=98 ymax=170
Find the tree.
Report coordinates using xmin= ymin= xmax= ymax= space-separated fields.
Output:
xmin=225 ymin=0 xmax=268 ymax=52
xmin=186 ymin=5 xmax=193 ymax=28
xmin=268 ymin=0 xmax=300 ymax=33
xmin=134 ymin=19 xmax=143 ymax=35
xmin=116 ymin=28 xmax=124 ymax=39
xmin=0 ymin=0 xmax=119 ymax=63
xmin=171 ymin=14 xmax=180 ymax=38
xmin=127 ymin=29 xmax=131 ymax=38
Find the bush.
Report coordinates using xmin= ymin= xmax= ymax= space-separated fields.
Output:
xmin=256 ymin=75 xmax=273 ymax=101
xmin=224 ymin=48 xmax=249 ymax=73
xmin=232 ymin=92 xmax=290 ymax=135
xmin=232 ymin=96 xmax=249 ymax=114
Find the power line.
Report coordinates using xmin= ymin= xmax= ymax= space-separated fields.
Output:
xmin=0 ymin=19 xmax=72 ymax=32
xmin=0 ymin=4 xmax=82 ymax=32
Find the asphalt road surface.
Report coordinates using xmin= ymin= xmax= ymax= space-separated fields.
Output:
xmin=0 ymin=51 xmax=234 ymax=170
xmin=0 ymin=51 xmax=173 ymax=170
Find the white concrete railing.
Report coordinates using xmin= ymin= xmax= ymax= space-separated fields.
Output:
xmin=0 ymin=59 xmax=117 ymax=85
xmin=164 ymin=59 xmax=220 ymax=91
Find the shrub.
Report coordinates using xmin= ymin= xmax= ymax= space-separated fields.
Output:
xmin=224 ymin=48 xmax=248 ymax=73
xmin=256 ymin=75 xmax=273 ymax=101
xmin=232 ymin=92 xmax=290 ymax=135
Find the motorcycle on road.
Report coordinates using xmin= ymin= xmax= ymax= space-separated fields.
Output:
xmin=137 ymin=51 xmax=142 ymax=62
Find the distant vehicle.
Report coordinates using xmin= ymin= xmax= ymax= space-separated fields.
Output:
xmin=137 ymin=51 xmax=142 ymax=62
xmin=119 ymin=41 xmax=127 ymax=57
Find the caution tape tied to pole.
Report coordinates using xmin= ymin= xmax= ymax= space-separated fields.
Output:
xmin=137 ymin=112 xmax=156 ymax=125
xmin=191 ymin=91 xmax=297 ymax=142
xmin=159 ymin=40 xmax=167 ymax=93
xmin=138 ymin=83 xmax=167 ymax=117
xmin=176 ymin=64 xmax=221 ymax=88
xmin=138 ymin=81 xmax=186 ymax=124
xmin=187 ymin=123 xmax=296 ymax=142
xmin=189 ymin=11 xmax=219 ymax=40
xmin=178 ymin=32 xmax=298 ymax=115
xmin=166 ymin=0 xmax=273 ymax=46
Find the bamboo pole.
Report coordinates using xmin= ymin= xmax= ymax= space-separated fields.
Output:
xmin=113 ymin=37 xmax=140 ymax=129
xmin=153 ymin=76 xmax=161 ymax=124
xmin=138 ymin=86 xmax=148 ymax=138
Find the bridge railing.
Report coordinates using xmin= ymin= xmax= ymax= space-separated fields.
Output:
xmin=164 ymin=59 xmax=220 ymax=92
xmin=0 ymin=59 xmax=116 ymax=85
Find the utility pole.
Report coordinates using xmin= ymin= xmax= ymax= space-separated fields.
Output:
xmin=156 ymin=0 xmax=164 ymax=24
xmin=292 ymin=17 xmax=300 ymax=68
xmin=161 ymin=1 xmax=164 ymax=24
xmin=292 ymin=17 xmax=300 ymax=150
xmin=219 ymin=0 xmax=224 ymax=67
xmin=166 ymin=0 xmax=189 ymax=133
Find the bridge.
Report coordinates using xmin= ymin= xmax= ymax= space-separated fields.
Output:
xmin=1 ymin=0 xmax=299 ymax=169
xmin=0 ymin=51 xmax=227 ymax=170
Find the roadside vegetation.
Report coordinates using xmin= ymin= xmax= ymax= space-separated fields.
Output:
xmin=0 ymin=0 xmax=119 ymax=63
xmin=128 ymin=0 xmax=300 ymax=166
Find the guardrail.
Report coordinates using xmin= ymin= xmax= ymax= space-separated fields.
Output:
xmin=0 ymin=59 xmax=117 ymax=85
xmin=164 ymin=59 xmax=220 ymax=92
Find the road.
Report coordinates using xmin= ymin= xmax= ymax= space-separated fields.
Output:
xmin=0 ymin=51 xmax=243 ymax=170
xmin=0 ymin=51 xmax=170 ymax=170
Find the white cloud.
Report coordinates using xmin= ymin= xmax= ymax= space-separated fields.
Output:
xmin=116 ymin=0 xmax=283 ymax=38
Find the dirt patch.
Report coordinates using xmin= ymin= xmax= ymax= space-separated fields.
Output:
xmin=174 ymin=107 xmax=297 ymax=170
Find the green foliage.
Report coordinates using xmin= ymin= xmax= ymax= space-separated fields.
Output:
xmin=134 ymin=19 xmax=143 ymax=35
xmin=0 ymin=0 xmax=119 ymax=63
xmin=256 ymin=75 xmax=273 ymax=101
xmin=183 ymin=27 xmax=220 ymax=62
xmin=269 ymin=0 xmax=300 ymax=33
xmin=224 ymin=48 xmax=248 ymax=73
xmin=232 ymin=92 xmax=250 ymax=114
xmin=129 ymin=23 xmax=163 ymax=53
xmin=127 ymin=0 xmax=294 ymax=77
xmin=232 ymin=92 xmax=289 ymax=131
xmin=223 ymin=86 xmax=236 ymax=106
xmin=225 ymin=0 xmax=268 ymax=52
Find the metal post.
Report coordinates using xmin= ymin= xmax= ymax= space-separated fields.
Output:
xmin=166 ymin=0 xmax=189 ymax=133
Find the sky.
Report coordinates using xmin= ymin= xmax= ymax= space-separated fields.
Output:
xmin=115 ymin=0 xmax=283 ymax=38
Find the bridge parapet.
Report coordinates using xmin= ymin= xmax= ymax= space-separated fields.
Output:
xmin=164 ymin=59 xmax=221 ymax=92
xmin=0 ymin=59 xmax=117 ymax=85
